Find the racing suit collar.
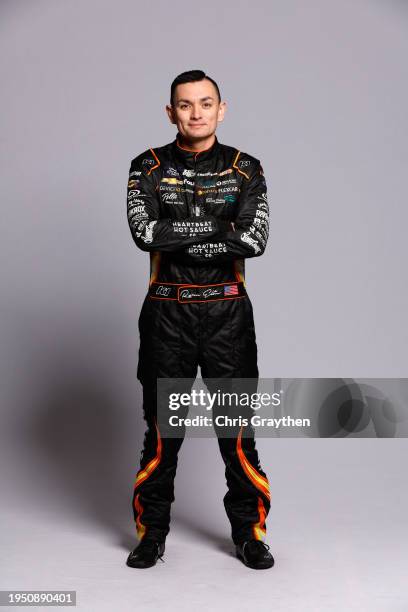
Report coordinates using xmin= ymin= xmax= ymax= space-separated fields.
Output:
xmin=173 ymin=132 xmax=220 ymax=167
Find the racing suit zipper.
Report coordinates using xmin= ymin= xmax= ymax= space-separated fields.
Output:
xmin=193 ymin=155 xmax=205 ymax=355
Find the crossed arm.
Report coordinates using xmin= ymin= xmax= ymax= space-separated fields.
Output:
xmin=127 ymin=157 xmax=269 ymax=262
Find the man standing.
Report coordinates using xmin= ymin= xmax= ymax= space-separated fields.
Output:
xmin=126 ymin=70 xmax=274 ymax=570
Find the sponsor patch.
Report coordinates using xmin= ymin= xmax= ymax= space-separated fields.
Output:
xmin=128 ymin=179 xmax=140 ymax=189
xmin=238 ymin=160 xmax=251 ymax=168
xmin=165 ymin=166 xmax=179 ymax=176
xmin=161 ymin=177 xmax=184 ymax=185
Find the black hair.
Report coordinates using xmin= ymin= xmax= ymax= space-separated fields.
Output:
xmin=170 ymin=70 xmax=221 ymax=106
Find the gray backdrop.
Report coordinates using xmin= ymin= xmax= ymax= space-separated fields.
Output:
xmin=1 ymin=1 xmax=407 ymax=611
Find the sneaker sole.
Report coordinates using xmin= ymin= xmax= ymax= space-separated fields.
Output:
xmin=126 ymin=558 xmax=159 ymax=569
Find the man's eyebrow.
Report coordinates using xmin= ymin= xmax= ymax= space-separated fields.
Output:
xmin=176 ymin=97 xmax=214 ymax=104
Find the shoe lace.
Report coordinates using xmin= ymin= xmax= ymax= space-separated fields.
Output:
xmin=138 ymin=540 xmax=165 ymax=563
xmin=244 ymin=540 xmax=270 ymax=554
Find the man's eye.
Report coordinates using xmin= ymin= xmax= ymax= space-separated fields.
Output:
xmin=180 ymin=104 xmax=188 ymax=110
xmin=203 ymin=103 xmax=212 ymax=108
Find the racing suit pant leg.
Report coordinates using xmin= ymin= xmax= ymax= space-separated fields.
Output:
xmin=131 ymin=383 xmax=187 ymax=543
xmin=132 ymin=297 xmax=199 ymax=543
xmin=215 ymin=420 xmax=271 ymax=546
xmin=200 ymin=296 xmax=271 ymax=545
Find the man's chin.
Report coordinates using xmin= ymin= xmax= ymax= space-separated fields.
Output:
xmin=184 ymin=129 xmax=213 ymax=141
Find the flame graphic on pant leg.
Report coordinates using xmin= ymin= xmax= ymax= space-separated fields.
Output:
xmin=133 ymin=421 xmax=162 ymax=540
xmin=236 ymin=425 xmax=270 ymax=500
xmin=252 ymin=496 xmax=267 ymax=541
xmin=236 ymin=425 xmax=270 ymax=541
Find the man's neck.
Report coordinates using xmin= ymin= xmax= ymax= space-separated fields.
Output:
xmin=177 ymin=133 xmax=216 ymax=153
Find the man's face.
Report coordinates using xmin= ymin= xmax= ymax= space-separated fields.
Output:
xmin=166 ymin=79 xmax=226 ymax=141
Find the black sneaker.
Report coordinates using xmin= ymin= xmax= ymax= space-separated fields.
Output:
xmin=126 ymin=539 xmax=165 ymax=569
xmin=236 ymin=540 xmax=275 ymax=569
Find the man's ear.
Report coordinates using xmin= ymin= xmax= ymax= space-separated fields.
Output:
xmin=218 ymin=101 xmax=227 ymax=123
xmin=165 ymin=105 xmax=176 ymax=125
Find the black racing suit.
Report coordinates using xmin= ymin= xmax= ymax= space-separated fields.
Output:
xmin=127 ymin=132 xmax=271 ymax=545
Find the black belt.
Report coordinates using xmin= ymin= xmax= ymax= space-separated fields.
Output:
xmin=148 ymin=281 xmax=247 ymax=303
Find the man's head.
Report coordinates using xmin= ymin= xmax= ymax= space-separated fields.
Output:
xmin=166 ymin=70 xmax=226 ymax=142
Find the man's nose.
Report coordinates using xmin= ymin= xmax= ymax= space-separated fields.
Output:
xmin=190 ymin=104 xmax=202 ymax=119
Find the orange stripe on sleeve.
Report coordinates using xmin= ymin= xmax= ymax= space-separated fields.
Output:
xmin=232 ymin=151 xmax=250 ymax=180
xmin=147 ymin=147 xmax=161 ymax=175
